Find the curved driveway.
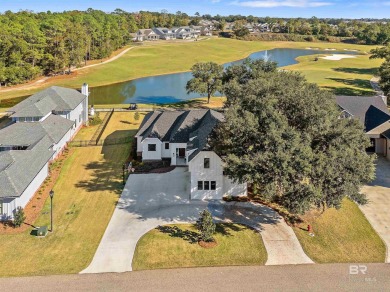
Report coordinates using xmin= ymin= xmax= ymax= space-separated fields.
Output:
xmin=360 ymin=157 xmax=390 ymax=263
xmin=81 ymin=168 xmax=312 ymax=274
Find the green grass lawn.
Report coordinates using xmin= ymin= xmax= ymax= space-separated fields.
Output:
xmin=293 ymin=199 xmax=386 ymax=263
xmin=0 ymin=113 xmax=143 ymax=277
xmin=132 ymin=223 xmax=267 ymax=271
xmin=285 ymin=54 xmax=383 ymax=96
xmin=0 ymin=38 xmax=380 ymax=102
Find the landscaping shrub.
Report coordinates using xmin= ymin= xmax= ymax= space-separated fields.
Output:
xmin=13 ymin=207 xmax=26 ymax=228
xmin=89 ymin=112 xmax=102 ymax=126
xmin=196 ymin=210 xmax=216 ymax=242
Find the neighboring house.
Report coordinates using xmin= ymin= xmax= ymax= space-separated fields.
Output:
xmin=0 ymin=85 xmax=89 ymax=221
xmin=152 ymin=27 xmax=177 ymax=40
xmin=200 ymin=26 xmax=212 ymax=36
xmin=336 ymin=95 xmax=390 ymax=159
xmin=135 ymin=29 xmax=159 ymax=41
xmin=135 ymin=109 xmax=247 ymax=200
xmin=175 ymin=26 xmax=201 ymax=39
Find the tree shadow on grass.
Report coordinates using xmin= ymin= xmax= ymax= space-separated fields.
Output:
xmin=215 ymin=223 xmax=246 ymax=237
xmin=157 ymin=225 xmax=199 ymax=244
xmin=324 ymin=86 xmax=374 ymax=96
xmin=327 ymin=77 xmax=373 ymax=90
xmin=333 ymin=67 xmax=378 ymax=75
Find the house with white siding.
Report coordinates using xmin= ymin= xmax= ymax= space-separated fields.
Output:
xmin=135 ymin=109 xmax=247 ymax=200
xmin=0 ymin=85 xmax=89 ymax=221
xmin=336 ymin=95 xmax=390 ymax=159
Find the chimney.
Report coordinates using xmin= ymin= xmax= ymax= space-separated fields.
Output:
xmin=81 ymin=83 xmax=89 ymax=97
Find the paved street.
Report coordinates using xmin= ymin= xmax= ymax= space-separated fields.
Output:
xmin=82 ymin=168 xmax=312 ymax=273
xmin=360 ymin=157 xmax=390 ymax=263
xmin=2 ymin=264 xmax=390 ymax=291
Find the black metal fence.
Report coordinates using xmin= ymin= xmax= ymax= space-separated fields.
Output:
xmin=69 ymin=136 xmax=132 ymax=147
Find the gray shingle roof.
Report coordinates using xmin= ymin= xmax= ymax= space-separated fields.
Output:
xmin=335 ymin=95 xmax=390 ymax=132
xmin=9 ymin=86 xmax=86 ymax=118
xmin=0 ymin=146 xmax=54 ymax=199
xmin=0 ymin=114 xmax=74 ymax=148
xmin=141 ymin=111 xmax=184 ymax=141
xmin=137 ymin=109 xmax=224 ymax=160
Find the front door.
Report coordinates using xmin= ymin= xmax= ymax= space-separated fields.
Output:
xmin=178 ymin=148 xmax=185 ymax=158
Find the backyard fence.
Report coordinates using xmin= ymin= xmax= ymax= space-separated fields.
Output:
xmin=89 ymin=108 xmax=114 ymax=145
xmin=69 ymin=136 xmax=132 ymax=147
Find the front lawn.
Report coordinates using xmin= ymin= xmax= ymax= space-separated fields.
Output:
xmin=132 ymin=223 xmax=267 ymax=270
xmin=293 ymin=199 xmax=386 ymax=263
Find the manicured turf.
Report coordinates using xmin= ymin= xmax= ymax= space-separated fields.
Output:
xmin=286 ymin=54 xmax=383 ymax=96
xmin=132 ymin=223 xmax=268 ymax=271
xmin=293 ymin=199 xmax=386 ymax=263
xmin=0 ymin=113 xmax=143 ymax=277
xmin=0 ymin=38 xmax=380 ymax=101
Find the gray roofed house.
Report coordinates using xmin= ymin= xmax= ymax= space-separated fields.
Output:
xmin=135 ymin=109 xmax=246 ymax=201
xmin=8 ymin=86 xmax=86 ymax=119
xmin=0 ymin=114 xmax=74 ymax=149
xmin=0 ymin=85 xmax=88 ymax=220
xmin=336 ymin=95 xmax=390 ymax=158
xmin=335 ymin=95 xmax=390 ymax=131
xmin=0 ymin=146 xmax=54 ymax=199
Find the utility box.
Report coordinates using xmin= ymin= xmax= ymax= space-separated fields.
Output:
xmin=36 ymin=226 xmax=48 ymax=237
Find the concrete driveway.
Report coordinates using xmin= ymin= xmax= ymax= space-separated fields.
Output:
xmin=82 ymin=168 xmax=312 ymax=274
xmin=360 ymin=157 xmax=390 ymax=263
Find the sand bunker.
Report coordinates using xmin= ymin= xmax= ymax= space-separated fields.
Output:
xmin=320 ymin=54 xmax=357 ymax=61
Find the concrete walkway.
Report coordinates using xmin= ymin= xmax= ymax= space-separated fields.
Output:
xmin=209 ymin=201 xmax=313 ymax=265
xmin=82 ymin=168 xmax=312 ymax=274
xmin=360 ymin=157 xmax=390 ymax=263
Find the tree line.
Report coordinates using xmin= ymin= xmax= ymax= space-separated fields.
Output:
xmin=0 ymin=9 xmax=194 ymax=86
xmin=1 ymin=9 xmax=389 ymax=86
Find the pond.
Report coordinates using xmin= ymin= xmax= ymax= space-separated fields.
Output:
xmin=89 ymin=48 xmax=359 ymax=105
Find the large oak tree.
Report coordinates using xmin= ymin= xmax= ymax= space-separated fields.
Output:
xmin=212 ymin=60 xmax=375 ymax=214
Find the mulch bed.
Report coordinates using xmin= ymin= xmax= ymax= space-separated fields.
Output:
xmin=198 ymin=240 xmax=218 ymax=248
xmin=0 ymin=148 xmax=74 ymax=235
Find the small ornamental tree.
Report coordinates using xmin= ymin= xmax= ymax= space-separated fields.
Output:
xmin=134 ymin=111 xmax=140 ymax=122
xmin=196 ymin=210 xmax=216 ymax=242
xmin=14 ymin=207 xmax=26 ymax=228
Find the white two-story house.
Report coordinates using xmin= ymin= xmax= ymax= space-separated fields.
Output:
xmin=135 ymin=109 xmax=247 ymax=200
xmin=0 ymin=85 xmax=89 ymax=221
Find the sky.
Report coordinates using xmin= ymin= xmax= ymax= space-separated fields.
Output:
xmin=1 ymin=0 xmax=390 ymax=19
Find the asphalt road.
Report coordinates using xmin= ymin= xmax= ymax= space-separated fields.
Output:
xmin=1 ymin=264 xmax=389 ymax=291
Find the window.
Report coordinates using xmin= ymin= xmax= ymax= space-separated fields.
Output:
xmin=0 ymin=199 xmax=3 ymax=215
xmin=204 ymin=158 xmax=210 ymax=169
xmin=204 ymin=181 xmax=210 ymax=190
xmin=197 ymin=181 xmax=203 ymax=190
xmin=211 ymin=181 xmax=216 ymax=190
xmin=148 ymin=144 xmax=156 ymax=151
xmin=165 ymin=143 xmax=169 ymax=150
